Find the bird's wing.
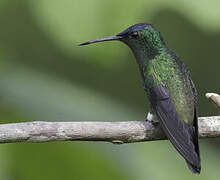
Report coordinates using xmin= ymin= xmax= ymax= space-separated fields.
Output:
xmin=149 ymin=84 xmax=200 ymax=167
xmin=189 ymin=77 xmax=200 ymax=159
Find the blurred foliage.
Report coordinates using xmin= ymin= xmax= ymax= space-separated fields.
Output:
xmin=0 ymin=0 xmax=219 ymax=179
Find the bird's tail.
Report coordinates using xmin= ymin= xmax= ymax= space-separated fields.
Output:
xmin=186 ymin=161 xmax=201 ymax=174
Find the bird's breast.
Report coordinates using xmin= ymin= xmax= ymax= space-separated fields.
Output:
xmin=141 ymin=57 xmax=195 ymax=125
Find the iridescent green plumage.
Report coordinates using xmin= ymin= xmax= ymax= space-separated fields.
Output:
xmin=80 ymin=23 xmax=201 ymax=174
xmin=144 ymin=51 xmax=195 ymax=124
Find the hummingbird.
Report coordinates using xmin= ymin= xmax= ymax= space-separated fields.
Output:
xmin=79 ymin=23 xmax=201 ymax=173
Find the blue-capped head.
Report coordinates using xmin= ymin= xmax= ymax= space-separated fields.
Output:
xmin=80 ymin=23 xmax=166 ymax=58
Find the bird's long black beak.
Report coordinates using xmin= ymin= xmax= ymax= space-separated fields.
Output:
xmin=79 ymin=35 xmax=122 ymax=46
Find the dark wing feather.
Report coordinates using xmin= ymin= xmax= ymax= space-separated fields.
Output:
xmin=187 ymin=78 xmax=201 ymax=173
xmin=149 ymin=84 xmax=200 ymax=171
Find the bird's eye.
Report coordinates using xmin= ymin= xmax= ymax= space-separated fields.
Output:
xmin=131 ymin=32 xmax=138 ymax=38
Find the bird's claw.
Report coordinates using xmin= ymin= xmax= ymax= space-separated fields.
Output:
xmin=146 ymin=112 xmax=159 ymax=126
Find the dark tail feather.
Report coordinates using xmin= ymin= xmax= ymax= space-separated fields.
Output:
xmin=186 ymin=161 xmax=201 ymax=174
xmin=186 ymin=108 xmax=201 ymax=174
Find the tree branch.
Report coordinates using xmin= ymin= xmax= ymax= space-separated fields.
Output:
xmin=0 ymin=116 xmax=219 ymax=144
xmin=0 ymin=93 xmax=219 ymax=144
xmin=206 ymin=93 xmax=220 ymax=113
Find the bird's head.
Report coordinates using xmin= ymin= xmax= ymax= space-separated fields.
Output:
xmin=80 ymin=23 xmax=166 ymax=59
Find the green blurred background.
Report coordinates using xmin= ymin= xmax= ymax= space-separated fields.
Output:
xmin=0 ymin=0 xmax=220 ymax=179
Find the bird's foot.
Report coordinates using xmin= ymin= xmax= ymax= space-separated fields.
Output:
xmin=146 ymin=112 xmax=159 ymax=126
